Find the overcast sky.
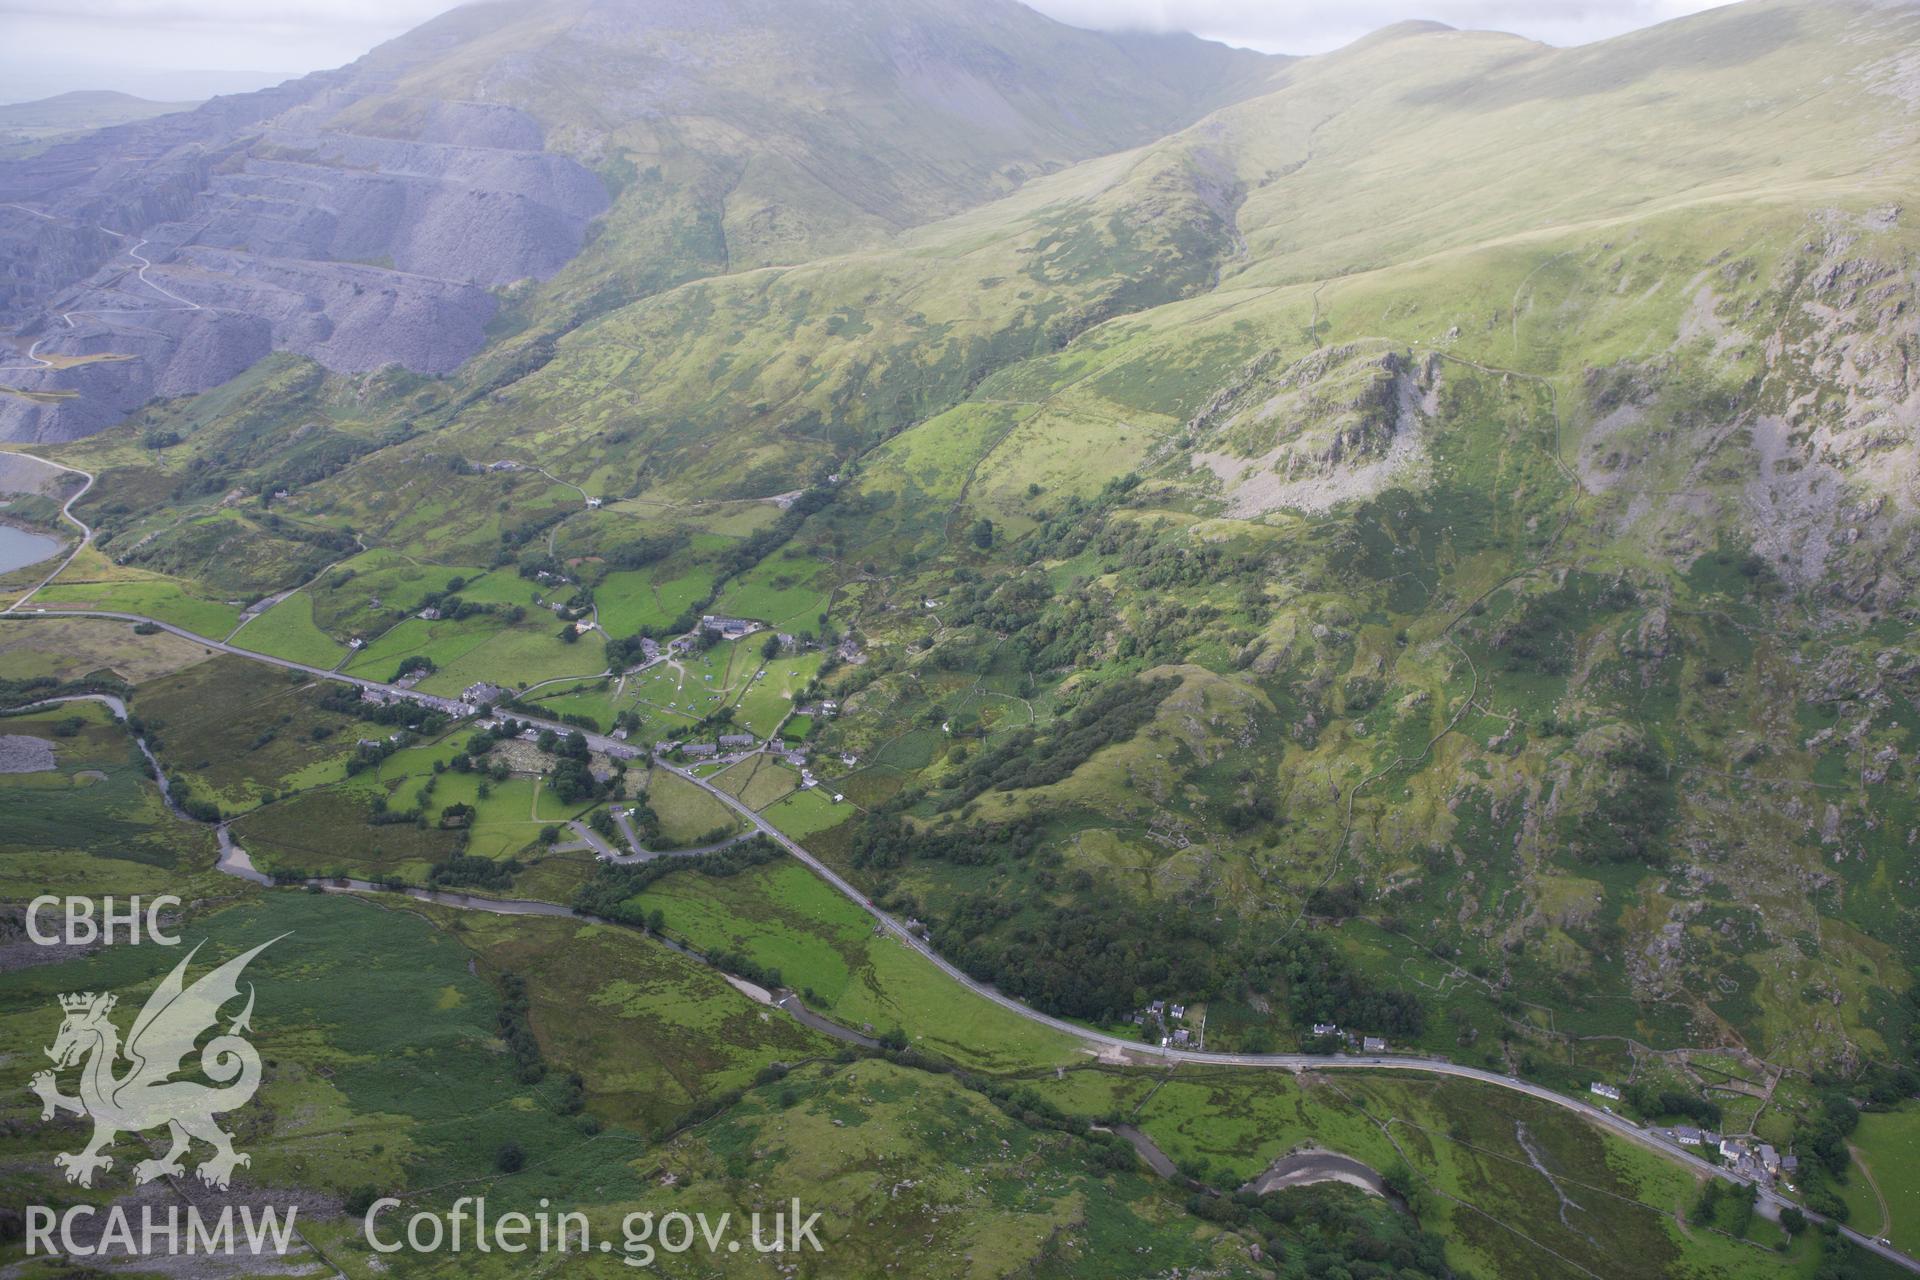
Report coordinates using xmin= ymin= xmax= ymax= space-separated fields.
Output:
xmin=0 ymin=0 xmax=1732 ymax=103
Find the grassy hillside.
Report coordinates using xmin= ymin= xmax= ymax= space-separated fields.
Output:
xmin=7 ymin=3 xmax=1920 ymax=1276
xmin=31 ymin=0 xmax=1920 ymax=1069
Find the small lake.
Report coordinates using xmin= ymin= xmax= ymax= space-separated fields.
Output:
xmin=0 ymin=523 xmax=61 ymax=574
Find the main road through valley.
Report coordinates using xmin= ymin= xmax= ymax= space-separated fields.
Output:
xmin=0 ymin=462 xmax=1910 ymax=1273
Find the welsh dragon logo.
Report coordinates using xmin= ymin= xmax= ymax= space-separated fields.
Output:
xmin=29 ymin=937 xmax=283 ymax=1190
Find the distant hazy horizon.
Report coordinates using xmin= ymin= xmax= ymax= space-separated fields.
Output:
xmin=0 ymin=67 xmax=294 ymax=107
xmin=0 ymin=0 xmax=1730 ymax=105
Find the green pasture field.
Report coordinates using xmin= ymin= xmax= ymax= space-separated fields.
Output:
xmin=595 ymin=565 xmax=714 ymax=636
xmin=645 ymin=769 xmax=744 ymax=846
xmin=519 ymin=680 xmax=625 ymax=733
xmin=710 ymin=752 xmax=799 ymax=811
xmin=34 ymin=572 xmax=241 ymax=637
xmin=231 ymin=589 xmax=347 ymax=667
xmin=627 ymin=859 xmax=1079 ymax=1071
xmin=347 ymin=739 xmax=550 ymax=860
xmin=712 ymin=551 xmax=834 ymax=632
xmin=531 ymin=775 xmax=601 ymax=824
xmin=1848 ymin=1104 xmax=1920 ymax=1253
xmin=345 ymin=613 xmax=605 ymax=696
xmin=762 ymin=785 xmax=853 ymax=838
xmin=730 ymin=650 xmax=822 ymax=737
xmin=620 ymin=636 xmax=746 ymax=721
xmin=449 ymin=566 xmax=547 ymax=608
xmin=305 ymin=548 xmax=488 ymax=636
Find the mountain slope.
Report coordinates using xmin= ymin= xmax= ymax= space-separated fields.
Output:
xmin=0 ymin=91 xmax=200 ymax=148
xmin=24 ymin=0 xmax=1920 ymax=1100
xmin=0 ymin=0 xmax=1281 ymax=442
xmin=288 ymin=0 xmax=1920 ymax=518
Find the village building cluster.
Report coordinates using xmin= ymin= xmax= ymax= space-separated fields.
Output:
xmin=1644 ymin=1126 xmax=1798 ymax=1187
xmin=1309 ymin=1023 xmax=1389 ymax=1054
xmin=1133 ymin=1000 xmax=1211 ymax=1050
xmin=1586 ymin=1083 xmax=1801 ymax=1188
xmin=700 ymin=614 xmax=759 ymax=640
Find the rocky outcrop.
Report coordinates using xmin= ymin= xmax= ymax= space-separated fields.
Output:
xmin=1750 ymin=209 xmax=1920 ymax=601
xmin=1187 ymin=346 xmax=1440 ymax=515
xmin=1570 ymin=208 xmax=1919 ymax=608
